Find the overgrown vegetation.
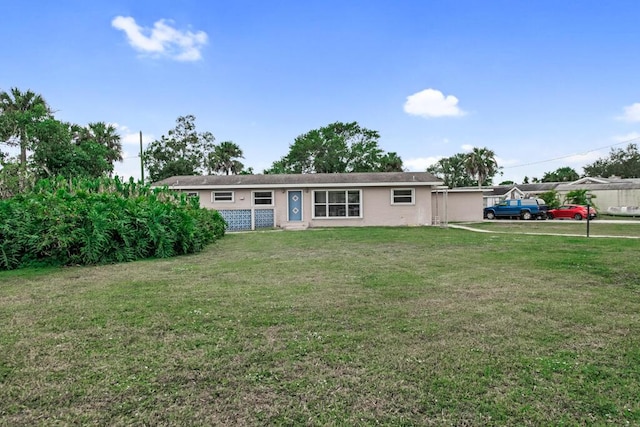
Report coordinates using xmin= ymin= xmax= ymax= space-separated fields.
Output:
xmin=0 ymin=177 xmax=225 ymax=270
xmin=565 ymin=188 xmax=596 ymax=207
xmin=1 ymin=227 xmax=639 ymax=425
xmin=539 ymin=189 xmax=561 ymax=209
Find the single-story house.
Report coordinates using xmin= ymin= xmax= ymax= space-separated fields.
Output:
xmin=484 ymin=183 xmax=559 ymax=207
xmin=153 ymin=172 xmax=484 ymax=231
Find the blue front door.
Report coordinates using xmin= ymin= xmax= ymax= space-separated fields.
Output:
xmin=288 ymin=191 xmax=302 ymax=221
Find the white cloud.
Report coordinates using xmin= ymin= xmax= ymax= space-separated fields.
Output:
xmin=403 ymin=88 xmax=466 ymax=118
xmin=403 ymin=156 xmax=442 ymax=171
xmin=617 ymin=103 xmax=640 ymax=122
xmin=112 ymin=16 xmax=208 ymax=61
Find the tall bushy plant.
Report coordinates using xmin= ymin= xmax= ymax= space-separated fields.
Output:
xmin=0 ymin=176 xmax=226 ymax=270
xmin=539 ymin=190 xmax=561 ymax=209
xmin=564 ymin=189 xmax=596 ymax=207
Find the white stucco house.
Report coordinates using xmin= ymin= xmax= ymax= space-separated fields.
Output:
xmin=153 ymin=172 xmax=484 ymax=231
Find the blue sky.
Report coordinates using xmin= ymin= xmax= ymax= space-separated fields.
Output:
xmin=3 ymin=0 xmax=640 ymax=183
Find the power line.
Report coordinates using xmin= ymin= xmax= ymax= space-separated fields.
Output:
xmin=504 ymin=136 xmax=640 ymax=169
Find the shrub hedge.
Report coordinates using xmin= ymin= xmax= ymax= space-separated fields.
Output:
xmin=0 ymin=177 xmax=226 ymax=270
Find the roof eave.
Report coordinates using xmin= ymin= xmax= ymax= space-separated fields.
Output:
xmin=156 ymin=181 xmax=443 ymax=190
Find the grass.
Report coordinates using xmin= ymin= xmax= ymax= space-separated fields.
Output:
xmin=1 ymin=227 xmax=639 ymax=425
xmin=462 ymin=219 xmax=640 ymax=238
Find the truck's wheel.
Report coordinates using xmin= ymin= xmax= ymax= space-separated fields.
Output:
xmin=547 ymin=213 xmax=554 ymax=220
xmin=521 ymin=211 xmax=532 ymax=220
xmin=486 ymin=211 xmax=496 ymax=220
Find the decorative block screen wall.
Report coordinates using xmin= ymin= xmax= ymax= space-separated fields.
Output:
xmin=218 ymin=209 xmax=251 ymax=231
xmin=254 ymin=209 xmax=274 ymax=229
xmin=218 ymin=209 xmax=275 ymax=231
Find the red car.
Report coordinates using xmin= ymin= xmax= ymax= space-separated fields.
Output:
xmin=547 ymin=204 xmax=597 ymax=220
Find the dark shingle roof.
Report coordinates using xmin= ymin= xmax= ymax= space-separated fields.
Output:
xmin=486 ymin=183 xmax=559 ymax=196
xmin=484 ymin=178 xmax=640 ymax=196
xmin=152 ymin=172 xmax=442 ymax=188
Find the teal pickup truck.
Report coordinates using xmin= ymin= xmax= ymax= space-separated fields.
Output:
xmin=483 ymin=199 xmax=548 ymax=220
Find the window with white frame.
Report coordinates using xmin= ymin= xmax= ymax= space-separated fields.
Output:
xmin=313 ymin=190 xmax=361 ymax=218
xmin=212 ymin=191 xmax=234 ymax=202
xmin=392 ymin=188 xmax=414 ymax=205
xmin=253 ymin=190 xmax=273 ymax=206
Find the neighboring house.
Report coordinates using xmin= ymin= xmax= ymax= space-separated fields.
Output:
xmin=563 ymin=177 xmax=640 ymax=209
xmin=484 ymin=177 xmax=640 ymax=211
xmin=484 ymin=183 xmax=558 ymax=206
xmin=153 ymin=172 xmax=484 ymax=231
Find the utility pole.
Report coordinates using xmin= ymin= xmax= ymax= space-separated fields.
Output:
xmin=139 ymin=131 xmax=144 ymax=183
xmin=586 ymin=194 xmax=592 ymax=237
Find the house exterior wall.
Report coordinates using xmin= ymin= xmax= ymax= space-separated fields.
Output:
xmin=300 ymin=186 xmax=433 ymax=228
xmin=182 ymin=186 xmax=436 ymax=228
xmin=194 ymin=189 xmax=256 ymax=209
xmin=433 ymin=191 xmax=484 ymax=222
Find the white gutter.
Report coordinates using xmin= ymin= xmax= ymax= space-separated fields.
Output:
xmin=160 ymin=181 xmax=444 ymax=190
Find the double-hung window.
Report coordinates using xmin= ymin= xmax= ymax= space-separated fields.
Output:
xmin=253 ymin=191 xmax=273 ymax=206
xmin=313 ymin=190 xmax=361 ymax=218
xmin=212 ymin=191 xmax=234 ymax=202
xmin=392 ymin=188 xmax=414 ymax=205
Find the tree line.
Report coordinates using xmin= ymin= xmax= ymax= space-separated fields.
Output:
xmin=0 ymin=88 xmax=406 ymax=194
xmin=428 ymin=144 xmax=640 ymax=188
xmin=146 ymin=119 xmax=405 ymax=181
xmin=3 ymin=86 xmax=638 ymax=197
xmin=0 ymin=88 xmax=252 ymax=197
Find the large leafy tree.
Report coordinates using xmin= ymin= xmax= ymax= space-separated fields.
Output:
xmin=0 ymin=158 xmax=36 ymax=199
xmin=428 ymin=148 xmax=500 ymax=188
xmin=1 ymin=89 xmax=124 ymax=193
xmin=30 ymin=119 xmax=113 ymax=179
xmin=265 ymin=121 xmax=403 ymax=174
xmin=542 ymin=166 xmax=580 ymax=182
xmin=1 ymin=116 xmax=119 ymax=198
xmin=209 ymin=141 xmax=244 ymax=175
xmin=583 ymin=143 xmax=640 ymax=178
xmin=427 ymin=153 xmax=476 ymax=188
xmin=0 ymin=88 xmax=51 ymax=165
xmin=464 ymin=147 xmax=500 ymax=188
xmin=80 ymin=122 xmax=123 ymax=165
xmin=144 ymin=115 xmax=216 ymax=182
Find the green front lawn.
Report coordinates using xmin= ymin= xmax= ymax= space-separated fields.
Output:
xmin=465 ymin=220 xmax=640 ymax=238
xmin=1 ymin=227 xmax=639 ymax=425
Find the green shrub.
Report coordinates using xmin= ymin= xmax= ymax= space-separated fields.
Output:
xmin=0 ymin=176 xmax=226 ymax=270
xmin=539 ymin=190 xmax=561 ymax=209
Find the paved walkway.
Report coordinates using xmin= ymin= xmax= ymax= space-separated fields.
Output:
xmin=448 ymin=222 xmax=640 ymax=239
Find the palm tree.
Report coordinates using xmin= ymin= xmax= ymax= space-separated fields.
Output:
xmin=0 ymin=88 xmax=51 ymax=165
xmin=84 ymin=122 xmax=123 ymax=163
xmin=428 ymin=153 xmax=476 ymax=188
xmin=464 ymin=147 xmax=499 ymax=188
xmin=210 ymin=141 xmax=244 ymax=175
xmin=379 ymin=152 xmax=404 ymax=172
